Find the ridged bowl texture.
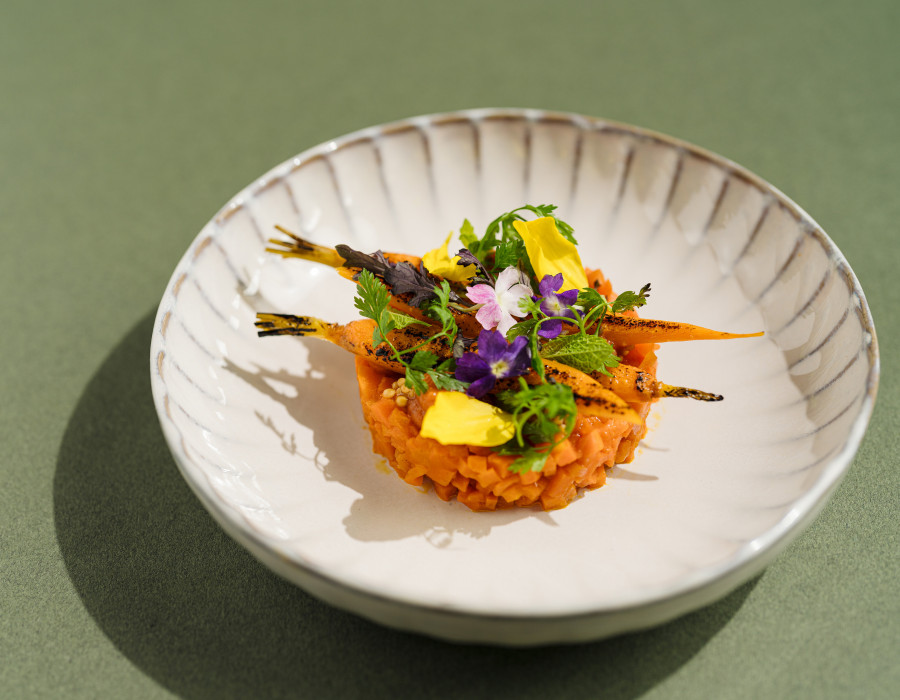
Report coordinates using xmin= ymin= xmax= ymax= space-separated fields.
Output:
xmin=150 ymin=109 xmax=878 ymax=645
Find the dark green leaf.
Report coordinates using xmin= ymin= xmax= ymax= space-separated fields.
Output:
xmin=540 ymin=333 xmax=620 ymax=375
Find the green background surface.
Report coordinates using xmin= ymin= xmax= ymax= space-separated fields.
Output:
xmin=2 ymin=1 xmax=897 ymax=697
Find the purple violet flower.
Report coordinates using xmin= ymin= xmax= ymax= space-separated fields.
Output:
xmin=455 ymin=330 xmax=532 ymax=398
xmin=536 ymin=273 xmax=579 ymax=339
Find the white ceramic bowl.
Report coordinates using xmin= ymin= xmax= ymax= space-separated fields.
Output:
xmin=150 ymin=109 xmax=879 ymax=645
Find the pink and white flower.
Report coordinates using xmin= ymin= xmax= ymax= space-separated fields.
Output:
xmin=466 ymin=267 xmax=533 ymax=335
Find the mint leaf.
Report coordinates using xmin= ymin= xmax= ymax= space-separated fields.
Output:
xmin=540 ymin=333 xmax=620 ymax=375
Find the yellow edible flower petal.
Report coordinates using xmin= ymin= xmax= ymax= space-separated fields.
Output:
xmin=419 ymin=392 xmax=516 ymax=447
xmin=422 ymin=233 xmax=477 ymax=283
xmin=513 ymin=217 xmax=589 ymax=291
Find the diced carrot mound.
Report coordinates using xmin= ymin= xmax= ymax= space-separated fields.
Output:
xmin=488 ymin=453 xmax=513 ymax=478
xmin=461 ymin=454 xmax=487 ymax=480
xmin=501 ymin=484 xmax=525 ymax=502
xmin=492 ymin=475 xmax=521 ymax=498
xmin=517 ymin=482 xmax=545 ymax=503
xmin=403 ymin=470 xmax=425 ymax=486
xmin=551 ymin=439 xmax=579 ymax=467
xmin=426 ymin=461 xmax=457 ymax=487
xmin=369 ymin=398 xmax=394 ymax=425
xmin=541 ymin=471 xmax=576 ymax=510
xmin=542 ymin=454 xmax=557 ymax=477
xmin=433 ymin=482 xmax=457 ymax=502
xmin=353 ymin=345 xmax=658 ymax=511
xmin=458 ymin=489 xmax=499 ymax=512
xmin=451 ymin=473 xmax=470 ymax=492
xmin=474 ymin=466 xmax=502 ymax=491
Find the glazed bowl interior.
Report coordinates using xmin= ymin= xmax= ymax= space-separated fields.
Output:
xmin=150 ymin=109 xmax=878 ymax=644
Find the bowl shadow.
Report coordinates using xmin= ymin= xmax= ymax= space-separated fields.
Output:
xmin=220 ymin=340 xmax=545 ymax=547
xmin=54 ymin=311 xmax=758 ymax=700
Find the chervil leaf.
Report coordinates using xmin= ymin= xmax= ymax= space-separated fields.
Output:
xmin=424 ymin=303 xmax=455 ymax=334
xmin=493 ymin=238 xmax=528 ymax=272
xmin=574 ymin=287 xmax=610 ymax=326
xmin=576 ymin=287 xmax=608 ymax=312
xmin=506 ymin=318 xmax=539 ymax=341
xmin=404 ymin=367 xmax=429 ymax=394
xmin=611 ymin=283 xmax=651 ymax=314
xmin=491 ymin=379 xmax=578 ymax=472
xmin=409 ymin=351 xmax=439 ymax=371
xmin=458 ymin=218 xmax=477 ymax=248
xmin=428 ymin=370 xmax=468 ymax=392
xmin=540 ymin=333 xmax=620 ymax=375
xmin=517 ymin=296 xmax=542 ymax=317
xmin=353 ymin=269 xmax=391 ymax=322
xmin=387 ymin=309 xmax=428 ymax=331
xmin=506 ymin=449 xmax=550 ymax=474
xmin=422 ymin=280 xmax=458 ymax=341
xmin=494 ymin=379 xmax=577 ymax=448
xmin=371 ymin=315 xmax=395 ymax=348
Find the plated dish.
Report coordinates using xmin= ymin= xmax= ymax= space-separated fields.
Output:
xmin=255 ymin=207 xmax=761 ymax=512
xmin=150 ymin=109 xmax=878 ymax=645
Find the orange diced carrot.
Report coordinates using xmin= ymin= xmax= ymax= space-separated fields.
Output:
xmin=433 ymin=482 xmax=457 ymax=502
xmin=552 ymin=439 xmax=579 ymax=467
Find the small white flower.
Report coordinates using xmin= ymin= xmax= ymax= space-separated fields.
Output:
xmin=466 ymin=267 xmax=533 ymax=336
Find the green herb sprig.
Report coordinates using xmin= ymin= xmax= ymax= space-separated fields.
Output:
xmin=354 ymin=270 xmax=464 ymax=394
xmin=508 ymin=282 xmax=651 ymax=376
xmin=461 ymin=204 xmax=576 ymax=274
xmin=494 ymin=378 xmax=578 ymax=473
